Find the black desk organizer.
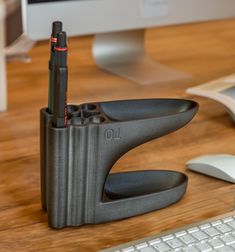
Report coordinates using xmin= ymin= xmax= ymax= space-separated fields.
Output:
xmin=40 ymin=98 xmax=198 ymax=229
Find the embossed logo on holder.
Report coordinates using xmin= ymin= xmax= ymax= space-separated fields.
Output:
xmin=105 ymin=128 xmax=121 ymax=141
xmin=40 ymin=99 xmax=198 ymax=229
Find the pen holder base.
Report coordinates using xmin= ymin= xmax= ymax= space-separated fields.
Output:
xmin=40 ymin=98 xmax=198 ymax=228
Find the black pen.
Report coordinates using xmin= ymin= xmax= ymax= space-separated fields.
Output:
xmin=48 ymin=21 xmax=62 ymax=114
xmin=53 ymin=31 xmax=68 ymax=128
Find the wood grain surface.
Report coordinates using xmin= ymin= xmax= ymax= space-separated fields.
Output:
xmin=1 ymin=19 xmax=235 ymax=251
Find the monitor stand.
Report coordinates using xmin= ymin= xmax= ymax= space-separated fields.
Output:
xmin=93 ymin=29 xmax=191 ymax=85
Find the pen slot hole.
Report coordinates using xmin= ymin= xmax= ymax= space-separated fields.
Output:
xmin=68 ymin=105 xmax=81 ymax=115
xmin=89 ymin=116 xmax=105 ymax=124
xmin=68 ymin=105 xmax=81 ymax=117
xmin=82 ymin=104 xmax=96 ymax=111
xmin=83 ymin=111 xmax=100 ymax=118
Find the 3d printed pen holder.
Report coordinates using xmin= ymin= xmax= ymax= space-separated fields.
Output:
xmin=40 ymin=99 xmax=198 ymax=229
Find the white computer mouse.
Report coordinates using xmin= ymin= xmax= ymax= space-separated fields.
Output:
xmin=186 ymin=154 xmax=235 ymax=183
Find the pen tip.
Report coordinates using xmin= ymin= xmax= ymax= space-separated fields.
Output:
xmin=52 ymin=21 xmax=63 ymax=37
xmin=57 ymin=32 xmax=67 ymax=48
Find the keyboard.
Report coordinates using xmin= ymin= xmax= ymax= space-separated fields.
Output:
xmin=101 ymin=211 xmax=235 ymax=252
xmin=186 ymin=73 xmax=235 ymax=122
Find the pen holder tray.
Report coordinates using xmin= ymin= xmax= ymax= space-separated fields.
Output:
xmin=40 ymin=98 xmax=198 ymax=229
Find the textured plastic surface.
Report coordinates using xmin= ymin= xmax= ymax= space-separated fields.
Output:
xmin=40 ymin=98 xmax=198 ymax=228
xmin=105 ymin=170 xmax=188 ymax=199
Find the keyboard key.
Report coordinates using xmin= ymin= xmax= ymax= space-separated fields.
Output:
xmin=209 ymin=237 xmax=224 ymax=249
xmin=227 ymin=220 xmax=235 ymax=229
xmin=203 ymin=227 xmax=220 ymax=237
xmin=166 ymin=238 xmax=183 ymax=249
xmin=135 ymin=243 xmax=148 ymax=249
xmin=179 ymin=234 xmax=196 ymax=245
xmin=200 ymin=224 xmax=211 ymax=230
xmin=153 ymin=242 xmax=171 ymax=252
xmin=188 ymin=227 xmax=199 ymax=233
xmin=191 ymin=231 xmax=209 ymax=241
xmin=215 ymin=224 xmax=232 ymax=234
xmin=216 ymin=246 xmax=234 ymax=252
xmin=223 ymin=217 xmax=234 ymax=223
xmin=148 ymin=238 xmax=161 ymax=245
xmin=175 ymin=231 xmax=187 ymax=237
xmin=220 ymin=234 xmax=235 ymax=245
xmin=211 ymin=220 xmax=222 ymax=226
xmin=162 ymin=235 xmax=174 ymax=241
xmin=139 ymin=247 xmax=155 ymax=252
xmin=122 ymin=247 xmax=135 ymax=252
xmin=184 ymin=246 xmax=199 ymax=252
xmin=230 ymin=242 xmax=235 ymax=248
xmin=195 ymin=242 xmax=212 ymax=251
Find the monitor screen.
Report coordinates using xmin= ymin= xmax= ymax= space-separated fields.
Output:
xmin=22 ymin=0 xmax=235 ymax=40
xmin=28 ymin=0 xmax=65 ymax=3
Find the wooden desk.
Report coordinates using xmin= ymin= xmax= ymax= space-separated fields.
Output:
xmin=1 ymin=19 xmax=235 ymax=251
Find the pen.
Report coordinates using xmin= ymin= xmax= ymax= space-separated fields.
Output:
xmin=48 ymin=21 xmax=62 ymax=114
xmin=53 ymin=31 xmax=68 ymax=128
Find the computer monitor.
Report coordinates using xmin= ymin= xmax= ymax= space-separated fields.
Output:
xmin=21 ymin=0 xmax=235 ymax=84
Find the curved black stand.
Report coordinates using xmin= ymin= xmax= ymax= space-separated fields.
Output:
xmin=40 ymin=99 xmax=198 ymax=229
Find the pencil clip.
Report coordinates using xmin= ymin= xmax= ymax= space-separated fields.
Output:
xmin=40 ymin=98 xmax=198 ymax=228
